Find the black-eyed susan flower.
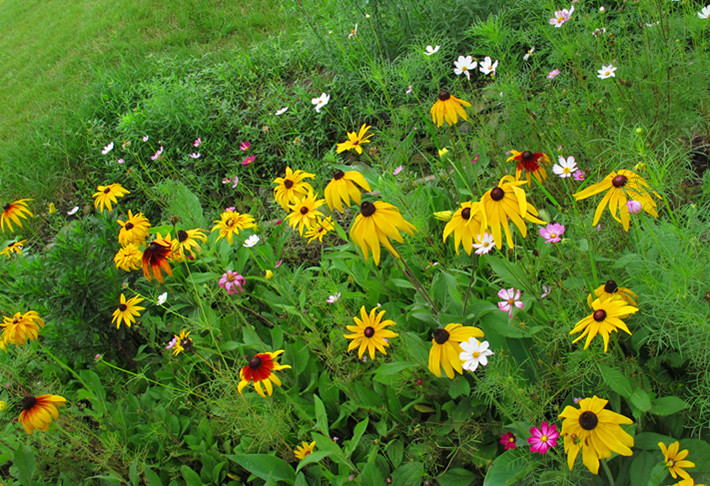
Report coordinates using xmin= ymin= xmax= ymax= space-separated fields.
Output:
xmin=294 ymin=441 xmax=316 ymax=460
xmin=344 ymin=306 xmax=398 ymax=360
xmin=1 ymin=311 xmax=45 ymax=348
xmin=92 ymin=184 xmax=129 ymax=212
xmin=212 ymin=210 xmax=256 ymax=244
xmin=19 ymin=394 xmax=67 ymax=434
xmin=586 ymin=280 xmax=638 ymax=307
xmin=111 ymin=293 xmax=145 ymax=329
xmin=117 ymin=210 xmax=151 ymax=246
xmin=442 ymin=201 xmax=488 ymax=255
xmin=168 ymin=330 xmax=193 ymax=356
xmin=1 ymin=239 xmax=26 ymax=257
xmin=1 ymin=199 xmax=33 ymax=233
xmin=142 ymin=235 xmax=173 ymax=282
xmin=659 ymin=441 xmax=695 ymax=480
xmin=324 ymin=169 xmax=372 ymax=212
xmin=428 ymin=323 xmax=484 ymax=379
xmin=349 ymin=201 xmax=416 ymax=265
xmin=172 ymin=228 xmax=207 ymax=259
xmin=286 ymin=191 xmax=326 ymax=235
xmin=480 ymin=175 xmax=547 ymax=249
xmin=305 ymin=217 xmax=334 ymax=243
xmin=336 ymin=124 xmax=373 ymax=155
xmin=507 ymin=150 xmax=551 ymax=185
xmin=114 ymin=244 xmax=142 ymax=272
xmin=669 ymin=478 xmax=705 ymax=486
xmin=559 ymin=396 xmax=634 ymax=474
xmin=570 ymin=297 xmax=639 ymax=352
xmin=237 ymin=350 xmax=291 ymax=397
xmin=573 ymin=169 xmax=660 ymax=231
xmin=273 ymin=167 xmax=315 ymax=211
xmin=430 ymin=91 xmax=471 ymax=127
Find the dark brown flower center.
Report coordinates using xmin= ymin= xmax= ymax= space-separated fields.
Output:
xmin=604 ymin=280 xmax=618 ymax=293
xmin=333 ymin=170 xmax=345 ymax=180
xmin=593 ymin=310 xmax=607 ymax=321
xmin=360 ymin=201 xmax=376 ymax=217
xmin=612 ymin=175 xmax=628 ymax=188
xmin=522 ymin=151 xmax=533 ymax=160
xmin=490 ymin=187 xmax=505 ymax=201
xmin=352 ymin=140 xmax=359 ymax=145
xmin=284 ymin=179 xmax=294 ymax=189
xmin=433 ymin=328 xmax=450 ymax=345
xmin=181 ymin=338 xmax=194 ymax=353
xmin=579 ymin=411 xmax=599 ymax=430
xmin=300 ymin=206 xmax=309 ymax=215
xmin=119 ymin=304 xmax=127 ymax=312
xmin=364 ymin=326 xmax=375 ymax=338
xmin=125 ymin=222 xmax=134 ymax=230
xmin=249 ymin=356 xmax=262 ymax=369
xmin=461 ymin=207 xmax=471 ymax=220
xmin=226 ymin=218 xmax=234 ymax=227
xmin=104 ymin=187 xmax=111 ymax=194
xmin=177 ymin=230 xmax=188 ymax=242
xmin=3 ymin=204 xmax=10 ymax=211
xmin=22 ymin=396 xmax=37 ymax=410
xmin=438 ymin=91 xmax=451 ymax=101
xmin=12 ymin=317 xmax=19 ymax=324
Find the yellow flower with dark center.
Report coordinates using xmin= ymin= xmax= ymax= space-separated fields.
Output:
xmin=111 ymin=293 xmax=145 ymax=329
xmin=659 ymin=441 xmax=695 ymax=480
xmin=573 ymin=169 xmax=660 ymax=231
xmin=336 ymin=124 xmax=373 ymax=155
xmin=586 ymin=280 xmax=638 ymax=307
xmin=559 ymin=396 xmax=634 ymax=474
xmin=571 ymin=296 xmax=639 ymax=352
xmin=507 ymin=150 xmax=551 ymax=185
xmin=212 ymin=210 xmax=256 ymax=244
xmin=670 ymin=478 xmax=705 ymax=486
xmin=237 ymin=350 xmax=292 ymax=397
xmin=1 ymin=199 xmax=33 ymax=233
xmin=442 ymin=201 xmax=488 ymax=255
xmin=142 ymin=235 xmax=173 ymax=282
xmin=92 ymin=184 xmax=130 ymax=212
xmin=117 ymin=210 xmax=151 ymax=246
xmin=19 ymin=394 xmax=67 ymax=434
xmin=114 ymin=243 xmax=142 ymax=272
xmin=286 ymin=191 xmax=325 ymax=235
xmin=273 ymin=167 xmax=315 ymax=211
xmin=1 ymin=311 xmax=45 ymax=348
xmin=428 ymin=323 xmax=484 ymax=378
xmin=480 ymin=175 xmax=547 ymax=249
xmin=344 ymin=306 xmax=398 ymax=360
xmin=172 ymin=228 xmax=207 ymax=259
xmin=294 ymin=441 xmax=317 ymax=460
xmin=430 ymin=91 xmax=471 ymax=127
xmin=349 ymin=201 xmax=416 ymax=265
xmin=305 ymin=217 xmax=334 ymax=243
xmin=1 ymin=239 xmax=27 ymax=257
xmin=324 ymin=169 xmax=372 ymax=212
xmin=171 ymin=330 xmax=193 ymax=356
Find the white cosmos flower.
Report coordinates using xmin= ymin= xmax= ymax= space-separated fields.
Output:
xmin=424 ymin=45 xmax=440 ymax=56
xmin=274 ymin=106 xmax=289 ymax=115
xmin=326 ymin=292 xmax=341 ymax=304
xmin=101 ymin=142 xmax=114 ymax=154
xmin=552 ymin=156 xmax=578 ymax=178
xmin=189 ymin=153 xmax=201 ymax=159
xmin=479 ymin=56 xmax=498 ymax=75
xmin=67 ymin=206 xmax=80 ymax=216
xmin=698 ymin=5 xmax=710 ymax=18
xmin=311 ymin=93 xmax=330 ymax=112
xmin=597 ymin=64 xmax=617 ymax=79
xmin=453 ymin=55 xmax=477 ymax=80
xmin=472 ymin=232 xmax=495 ymax=255
xmin=523 ymin=47 xmax=535 ymax=61
xmin=157 ymin=292 xmax=168 ymax=305
xmin=243 ymin=235 xmax=260 ymax=248
xmin=459 ymin=338 xmax=494 ymax=372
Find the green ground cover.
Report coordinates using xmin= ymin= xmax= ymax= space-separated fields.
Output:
xmin=1 ymin=0 xmax=710 ymax=484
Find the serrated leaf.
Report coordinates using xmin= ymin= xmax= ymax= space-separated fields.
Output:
xmin=650 ymin=396 xmax=689 ymax=416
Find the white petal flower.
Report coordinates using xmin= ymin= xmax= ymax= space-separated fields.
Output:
xmin=67 ymin=206 xmax=80 ymax=216
xmin=479 ymin=56 xmax=499 ymax=75
xmin=243 ymin=235 xmax=260 ymax=248
xmin=326 ymin=292 xmax=341 ymax=304
xmin=453 ymin=55 xmax=477 ymax=80
xmin=275 ymin=106 xmax=289 ymax=115
xmin=311 ymin=93 xmax=330 ymax=112
xmin=424 ymin=45 xmax=440 ymax=56
xmin=101 ymin=142 xmax=114 ymax=155
xmin=189 ymin=153 xmax=201 ymax=159
xmin=459 ymin=338 xmax=494 ymax=372
xmin=597 ymin=64 xmax=617 ymax=79
xmin=472 ymin=232 xmax=495 ymax=255
xmin=698 ymin=5 xmax=710 ymax=18
xmin=157 ymin=292 xmax=168 ymax=305
xmin=552 ymin=155 xmax=578 ymax=178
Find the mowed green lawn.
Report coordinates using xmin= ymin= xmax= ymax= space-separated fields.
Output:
xmin=0 ymin=0 xmax=290 ymax=142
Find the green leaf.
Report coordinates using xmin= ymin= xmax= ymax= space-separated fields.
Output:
xmin=313 ymin=395 xmax=329 ymax=436
xmin=13 ymin=444 xmax=36 ymax=486
xmin=344 ymin=417 xmax=369 ymax=458
xmin=142 ymin=467 xmax=162 ymax=486
xmin=438 ymin=468 xmax=477 ymax=486
xmin=598 ymin=364 xmax=633 ymax=399
xmin=448 ymin=377 xmax=470 ymax=399
xmin=360 ymin=463 xmax=385 ymax=484
xmin=483 ymin=450 xmax=533 ymax=486
xmin=650 ymin=396 xmax=690 ymax=416
xmin=629 ymin=389 xmax=652 ymax=412
xmin=634 ymin=432 xmax=676 ymax=450
xmin=295 ymin=450 xmax=331 ymax=473
xmin=227 ymin=454 xmax=295 ymax=484
xmin=391 ymin=462 xmax=425 ymax=486
xmin=129 ymin=458 xmax=140 ymax=486
xmin=629 ymin=451 xmax=655 ymax=486
xmin=180 ymin=465 xmax=203 ymax=486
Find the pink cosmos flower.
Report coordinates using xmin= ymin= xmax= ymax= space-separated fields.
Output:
xmin=471 ymin=154 xmax=480 ymax=164
xmin=326 ymin=293 xmax=341 ymax=304
xmin=143 ymin=135 xmax=149 ymax=142
xmin=572 ymin=169 xmax=585 ymax=181
xmin=274 ymin=260 xmax=283 ymax=268
xmin=219 ymin=271 xmax=246 ymax=295
xmin=500 ymin=432 xmax=516 ymax=450
xmin=405 ymin=85 xmax=412 ymax=95
xmin=240 ymin=142 xmax=251 ymax=152
xmin=222 ymin=178 xmax=231 ymax=184
xmin=528 ymin=422 xmax=559 ymax=454
xmin=547 ymin=69 xmax=561 ymax=79
xmin=194 ymin=137 xmax=202 ymax=147
xmin=165 ymin=337 xmax=178 ymax=350
xmin=627 ymin=200 xmax=642 ymax=214
xmin=231 ymin=177 xmax=239 ymax=188
xmin=151 ymin=146 xmax=164 ymax=161
xmin=242 ymin=155 xmax=255 ymax=165
xmin=498 ymin=288 xmax=523 ymax=318
xmin=541 ymin=284 xmax=551 ymax=299
xmin=225 ymin=206 xmax=236 ymax=212
xmin=549 ymin=6 xmax=574 ymax=27
xmin=393 ymin=165 xmax=403 ymax=175
xmin=539 ymin=223 xmax=565 ymax=243
xmin=117 ymin=158 xmax=125 ymax=164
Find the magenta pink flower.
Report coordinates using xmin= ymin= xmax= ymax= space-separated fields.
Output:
xmin=242 ymin=155 xmax=255 ymax=165
xmin=527 ymin=422 xmax=559 ymax=454
xmin=219 ymin=271 xmax=246 ymax=295
xmin=497 ymin=288 xmax=523 ymax=318
xmin=240 ymin=142 xmax=251 ymax=152
xmin=194 ymin=137 xmax=202 ymax=147
xmin=547 ymin=69 xmax=561 ymax=79
xmin=538 ymin=223 xmax=565 ymax=243
xmin=151 ymin=146 xmax=164 ymax=161
xmin=627 ymin=200 xmax=642 ymax=214
xmin=500 ymin=432 xmax=516 ymax=450
xmin=572 ymin=169 xmax=585 ymax=181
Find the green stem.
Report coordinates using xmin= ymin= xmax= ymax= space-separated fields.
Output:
xmin=601 ymin=459 xmax=616 ymax=486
